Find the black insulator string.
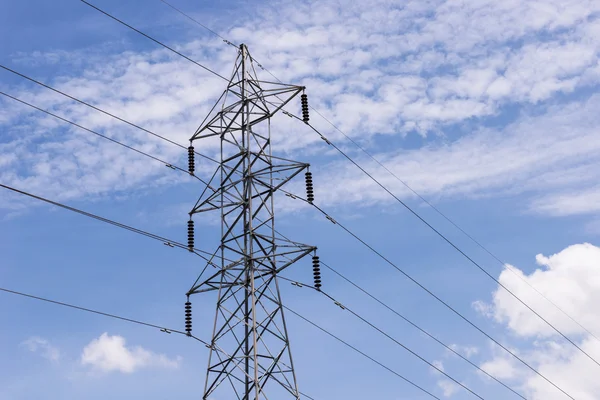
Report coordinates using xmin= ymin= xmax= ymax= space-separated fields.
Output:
xmin=283 ymin=305 xmax=442 ymax=400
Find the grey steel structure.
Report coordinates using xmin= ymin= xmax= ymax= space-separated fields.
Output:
xmin=187 ymin=44 xmax=315 ymax=400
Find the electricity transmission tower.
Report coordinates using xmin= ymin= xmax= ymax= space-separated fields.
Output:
xmin=185 ymin=44 xmax=319 ymax=400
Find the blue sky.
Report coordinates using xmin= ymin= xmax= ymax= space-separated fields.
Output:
xmin=1 ymin=0 xmax=600 ymax=399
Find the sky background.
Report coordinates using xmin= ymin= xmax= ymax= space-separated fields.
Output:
xmin=1 ymin=0 xmax=600 ymax=399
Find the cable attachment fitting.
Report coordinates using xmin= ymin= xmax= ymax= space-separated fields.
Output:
xmin=305 ymin=171 xmax=314 ymax=204
xmin=185 ymin=299 xmax=192 ymax=336
xmin=187 ymin=219 xmax=195 ymax=252
xmin=301 ymin=93 xmax=309 ymax=123
xmin=312 ymin=255 xmax=322 ymax=290
xmin=188 ymin=145 xmax=195 ymax=175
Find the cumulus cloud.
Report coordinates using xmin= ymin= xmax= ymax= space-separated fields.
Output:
xmin=474 ymin=243 xmax=600 ymax=398
xmin=81 ymin=333 xmax=181 ymax=374
xmin=21 ymin=336 xmax=60 ymax=363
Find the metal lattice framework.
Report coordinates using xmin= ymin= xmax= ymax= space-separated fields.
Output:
xmin=187 ymin=44 xmax=315 ymax=400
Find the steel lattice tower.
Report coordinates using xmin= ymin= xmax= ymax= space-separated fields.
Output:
xmin=186 ymin=44 xmax=316 ymax=400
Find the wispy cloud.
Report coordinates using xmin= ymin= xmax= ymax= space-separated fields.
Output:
xmin=21 ymin=336 xmax=60 ymax=363
xmin=0 ymin=0 xmax=598 ymax=217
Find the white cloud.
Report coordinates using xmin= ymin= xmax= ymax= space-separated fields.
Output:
xmin=448 ymin=344 xmax=479 ymax=359
xmin=431 ymin=360 xmax=461 ymax=397
xmin=21 ymin=336 xmax=60 ymax=363
xmin=475 ymin=243 xmax=600 ymax=398
xmin=0 ymin=0 xmax=599 ymax=216
xmin=530 ymin=187 xmax=600 ymax=217
xmin=310 ymin=94 xmax=600 ymax=213
xmin=81 ymin=333 xmax=181 ymax=374
xmin=484 ymin=243 xmax=600 ymax=337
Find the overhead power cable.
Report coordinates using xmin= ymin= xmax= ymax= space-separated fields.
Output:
xmin=0 ymin=183 xmax=230 ymax=265
xmin=0 ymin=91 xmax=186 ymax=172
xmin=279 ymin=278 xmax=485 ymax=399
xmin=271 ymin=246 xmax=526 ymax=399
xmin=159 ymin=0 xmax=237 ymax=47
xmin=0 ymin=285 xmax=318 ymax=399
xmin=155 ymin=0 xmax=600 ymax=349
xmin=79 ymin=0 xmax=228 ymax=81
xmin=295 ymin=118 xmax=600 ymax=373
xmin=280 ymin=190 xmax=575 ymax=400
xmin=262 ymin=216 xmax=525 ymax=398
xmin=0 ymin=64 xmax=220 ymax=166
xmin=0 ymin=90 xmax=226 ymax=194
xmin=0 ymin=285 xmax=195 ymax=339
xmin=306 ymin=109 xmax=600 ymax=347
xmin=265 ymin=221 xmax=527 ymax=398
xmin=283 ymin=305 xmax=442 ymax=400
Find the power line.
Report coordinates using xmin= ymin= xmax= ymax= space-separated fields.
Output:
xmin=79 ymin=0 xmax=228 ymax=81
xmin=0 ymin=65 xmax=184 ymax=150
xmin=279 ymin=277 xmax=485 ymax=400
xmin=281 ymin=260 xmax=526 ymax=399
xmin=0 ymin=285 xmax=195 ymax=339
xmin=301 ymin=107 xmax=600 ymax=346
xmin=280 ymin=190 xmax=575 ymax=400
xmin=0 ymin=64 xmax=220 ymax=166
xmin=283 ymin=305 xmax=442 ymax=400
xmin=0 ymin=90 xmax=225 ymax=192
xmin=0 ymin=91 xmax=185 ymax=170
xmin=0 ymin=182 xmax=230 ymax=265
xmin=294 ymin=117 xmax=600 ymax=370
xmin=159 ymin=0 xmax=237 ymax=47
xmin=263 ymin=217 xmax=526 ymax=398
xmin=0 ymin=284 xmax=320 ymax=399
